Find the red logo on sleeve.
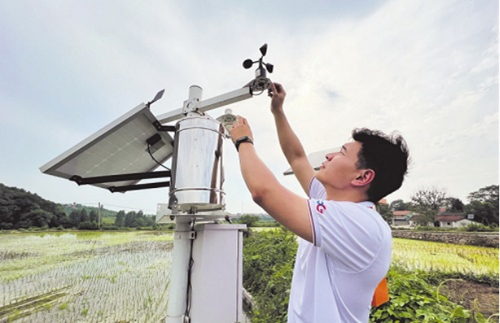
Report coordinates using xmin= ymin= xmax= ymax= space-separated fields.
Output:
xmin=316 ymin=201 xmax=326 ymax=214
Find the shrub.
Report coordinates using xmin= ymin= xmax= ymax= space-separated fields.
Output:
xmin=458 ymin=223 xmax=494 ymax=232
xmin=255 ymin=221 xmax=279 ymax=227
xmin=78 ymin=221 xmax=98 ymax=230
xmin=0 ymin=223 xmax=14 ymax=230
xmin=100 ymin=224 xmax=119 ymax=230
xmin=243 ymin=226 xmax=297 ymax=323
xmin=236 ymin=215 xmax=261 ymax=227
xmin=415 ymin=226 xmax=454 ymax=231
xmin=370 ymin=266 xmax=485 ymax=323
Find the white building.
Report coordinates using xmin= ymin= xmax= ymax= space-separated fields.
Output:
xmin=435 ymin=214 xmax=475 ymax=228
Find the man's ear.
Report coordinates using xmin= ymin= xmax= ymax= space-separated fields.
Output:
xmin=352 ymin=169 xmax=375 ymax=187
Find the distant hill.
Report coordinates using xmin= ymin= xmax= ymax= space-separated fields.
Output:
xmin=0 ymin=183 xmax=67 ymax=229
xmin=0 ymin=183 xmax=154 ymax=229
xmin=61 ymin=203 xmax=117 ymax=218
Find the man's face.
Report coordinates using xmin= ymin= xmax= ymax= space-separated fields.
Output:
xmin=316 ymin=141 xmax=364 ymax=189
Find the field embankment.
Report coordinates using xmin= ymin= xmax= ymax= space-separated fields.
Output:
xmin=392 ymin=230 xmax=499 ymax=248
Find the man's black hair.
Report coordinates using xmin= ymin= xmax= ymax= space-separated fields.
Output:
xmin=352 ymin=128 xmax=410 ymax=203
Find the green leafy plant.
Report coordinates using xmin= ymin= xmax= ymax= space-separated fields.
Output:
xmin=370 ymin=267 xmax=486 ymax=323
xmin=243 ymin=226 xmax=297 ymax=323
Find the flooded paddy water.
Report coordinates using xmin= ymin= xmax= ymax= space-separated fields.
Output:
xmin=0 ymin=231 xmax=173 ymax=322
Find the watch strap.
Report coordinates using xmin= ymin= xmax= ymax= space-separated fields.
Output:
xmin=235 ymin=136 xmax=254 ymax=151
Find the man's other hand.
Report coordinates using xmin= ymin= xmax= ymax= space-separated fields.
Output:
xmin=230 ymin=116 xmax=254 ymax=144
xmin=269 ymin=82 xmax=286 ymax=114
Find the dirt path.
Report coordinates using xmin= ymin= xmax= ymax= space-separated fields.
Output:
xmin=440 ymin=280 xmax=499 ymax=321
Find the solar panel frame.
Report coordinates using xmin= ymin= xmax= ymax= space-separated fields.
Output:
xmin=40 ymin=103 xmax=174 ymax=190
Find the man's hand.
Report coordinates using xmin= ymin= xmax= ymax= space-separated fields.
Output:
xmin=268 ymin=83 xmax=286 ymax=114
xmin=230 ymin=116 xmax=254 ymax=144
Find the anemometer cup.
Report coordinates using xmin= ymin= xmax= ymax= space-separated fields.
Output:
xmin=242 ymin=44 xmax=274 ymax=95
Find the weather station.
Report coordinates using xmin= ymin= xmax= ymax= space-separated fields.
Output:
xmin=40 ymin=44 xmax=275 ymax=323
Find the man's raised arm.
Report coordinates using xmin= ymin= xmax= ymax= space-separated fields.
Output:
xmin=269 ymin=83 xmax=315 ymax=195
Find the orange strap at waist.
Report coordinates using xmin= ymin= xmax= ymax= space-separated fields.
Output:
xmin=371 ymin=277 xmax=389 ymax=307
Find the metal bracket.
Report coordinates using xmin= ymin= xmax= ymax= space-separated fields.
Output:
xmin=182 ymin=98 xmax=201 ymax=114
xmin=152 ymin=121 xmax=176 ymax=132
xmin=174 ymin=231 xmax=196 ymax=240
xmin=108 ymin=181 xmax=170 ymax=193
xmin=70 ymin=170 xmax=171 ymax=185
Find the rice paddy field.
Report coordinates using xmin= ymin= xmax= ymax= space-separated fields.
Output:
xmin=0 ymin=231 xmax=497 ymax=322
xmin=392 ymin=238 xmax=499 ymax=282
xmin=0 ymin=231 xmax=173 ymax=322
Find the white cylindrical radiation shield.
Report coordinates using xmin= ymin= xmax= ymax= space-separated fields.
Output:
xmin=169 ymin=116 xmax=226 ymax=212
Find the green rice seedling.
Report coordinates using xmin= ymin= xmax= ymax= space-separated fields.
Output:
xmin=392 ymin=238 xmax=499 ymax=283
xmin=0 ymin=231 xmax=173 ymax=322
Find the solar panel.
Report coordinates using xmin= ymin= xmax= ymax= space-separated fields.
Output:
xmin=283 ymin=147 xmax=339 ymax=175
xmin=40 ymin=103 xmax=174 ymax=190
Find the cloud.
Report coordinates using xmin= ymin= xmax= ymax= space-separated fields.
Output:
xmin=0 ymin=0 xmax=497 ymax=214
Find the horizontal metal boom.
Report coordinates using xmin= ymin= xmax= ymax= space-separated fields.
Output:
xmin=156 ymin=87 xmax=252 ymax=124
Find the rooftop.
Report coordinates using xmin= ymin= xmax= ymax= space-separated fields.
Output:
xmin=435 ymin=215 xmax=466 ymax=222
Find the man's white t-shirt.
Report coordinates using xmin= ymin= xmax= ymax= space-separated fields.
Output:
xmin=287 ymin=178 xmax=392 ymax=323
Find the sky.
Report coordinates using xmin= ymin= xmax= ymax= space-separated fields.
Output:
xmin=0 ymin=0 xmax=498 ymax=215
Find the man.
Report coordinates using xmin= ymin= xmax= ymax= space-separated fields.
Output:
xmin=230 ymin=82 xmax=410 ymax=322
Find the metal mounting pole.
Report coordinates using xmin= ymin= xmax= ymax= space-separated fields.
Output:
xmin=166 ymin=85 xmax=204 ymax=323
xmin=166 ymin=218 xmax=194 ymax=323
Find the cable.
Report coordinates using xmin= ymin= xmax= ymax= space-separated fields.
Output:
xmin=184 ymin=218 xmax=196 ymax=321
xmin=147 ymin=144 xmax=171 ymax=171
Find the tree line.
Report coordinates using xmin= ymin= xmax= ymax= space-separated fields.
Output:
xmin=114 ymin=210 xmax=155 ymax=228
xmin=0 ymin=183 xmax=155 ymax=230
xmin=233 ymin=214 xmax=279 ymax=227
xmin=66 ymin=208 xmax=155 ymax=229
xmin=377 ymin=185 xmax=499 ymax=226
xmin=1 ymin=182 xmax=497 ymax=230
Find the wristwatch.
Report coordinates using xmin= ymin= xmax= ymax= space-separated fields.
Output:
xmin=235 ymin=136 xmax=254 ymax=151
